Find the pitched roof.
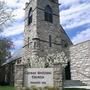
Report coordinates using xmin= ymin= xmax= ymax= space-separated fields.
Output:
xmin=2 ymin=48 xmax=23 ymax=66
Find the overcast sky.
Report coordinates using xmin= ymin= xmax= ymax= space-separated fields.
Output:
xmin=0 ymin=0 xmax=90 ymax=53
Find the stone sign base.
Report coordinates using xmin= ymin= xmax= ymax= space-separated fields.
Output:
xmin=15 ymin=63 xmax=63 ymax=90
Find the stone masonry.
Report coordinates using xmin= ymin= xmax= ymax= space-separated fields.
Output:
xmin=15 ymin=0 xmax=72 ymax=89
xmin=14 ymin=0 xmax=90 ymax=88
xmin=69 ymin=40 xmax=90 ymax=85
xmin=0 ymin=0 xmax=90 ymax=88
xmin=22 ymin=0 xmax=72 ymax=66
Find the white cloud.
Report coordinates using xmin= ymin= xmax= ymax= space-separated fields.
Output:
xmin=13 ymin=8 xmax=24 ymax=20
xmin=59 ymin=0 xmax=89 ymax=7
xmin=0 ymin=0 xmax=29 ymax=51
xmin=72 ymin=29 xmax=90 ymax=44
xmin=11 ymin=38 xmax=24 ymax=54
xmin=60 ymin=2 xmax=90 ymax=30
xmin=0 ymin=0 xmax=28 ymax=36
xmin=13 ymin=38 xmax=24 ymax=49
xmin=0 ymin=0 xmax=29 ymax=8
xmin=59 ymin=0 xmax=90 ymax=44
xmin=60 ymin=0 xmax=81 ymax=6
xmin=1 ymin=23 xmax=24 ymax=37
xmin=0 ymin=0 xmax=90 ymax=47
xmin=0 ymin=0 xmax=29 ymax=22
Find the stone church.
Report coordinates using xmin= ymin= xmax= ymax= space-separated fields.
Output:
xmin=0 ymin=0 xmax=90 ymax=87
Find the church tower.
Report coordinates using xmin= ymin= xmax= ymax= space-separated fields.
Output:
xmin=23 ymin=0 xmax=72 ymax=67
xmin=15 ymin=0 xmax=73 ymax=87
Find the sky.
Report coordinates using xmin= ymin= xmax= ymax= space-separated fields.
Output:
xmin=0 ymin=0 xmax=90 ymax=53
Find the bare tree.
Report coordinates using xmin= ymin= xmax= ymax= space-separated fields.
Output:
xmin=0 ymin=2 xmax=14 ymax=65
xmin=0 ymin=37 xmax=13 ymax=65
xmin=0 ymin=1 xmax=14 ymax=32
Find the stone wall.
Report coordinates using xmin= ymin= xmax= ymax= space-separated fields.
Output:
xmin=14 ymin=0 xmax=72 ymax=89
xmin=23 ymin=0 xmax=72 ymax=66
xmin=15 ymin=63 xmax=63 ymax=90
xmin=69 ymin=40 xmax=90 ymax=85
xmin=0 ymin=62 xmax=15 ymax=86
xmin=14 ymin=65 xmax=24 ymax=87
xmin=53 ymin=63 xmax=63 ymax=90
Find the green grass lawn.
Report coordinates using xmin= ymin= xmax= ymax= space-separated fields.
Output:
xmin=64 ymin=88 xmax=88 ymax=90
xmin=0 ymin=86 xmax=15 ymax=90
xmin=0 ymin=86 xmax=89 ymax=90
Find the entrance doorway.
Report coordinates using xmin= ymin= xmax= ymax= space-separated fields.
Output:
xmin=65 ymin=61 xmax=71 ymax=80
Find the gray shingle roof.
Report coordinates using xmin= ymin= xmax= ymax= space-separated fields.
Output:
xmin=2 ymin=48 xmax=23 ymax=66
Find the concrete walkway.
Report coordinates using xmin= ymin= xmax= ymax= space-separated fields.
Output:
xmin=64 ymin=86 xmax=90 ymax=89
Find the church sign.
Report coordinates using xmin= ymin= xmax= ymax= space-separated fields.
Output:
xmin=24 ymin=68 xmax=53 ymax=87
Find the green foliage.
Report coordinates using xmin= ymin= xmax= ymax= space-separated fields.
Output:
xmin=0 ymin=86 xmax=89 ymax=90
xmin=0 ymin=86 xmax=15 ymax=90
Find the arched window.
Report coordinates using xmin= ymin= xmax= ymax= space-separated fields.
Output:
xmin=45 ymin=5 xmax=53 ymax=23
xmin=28 ymin=8 xmax=32 ymax=25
